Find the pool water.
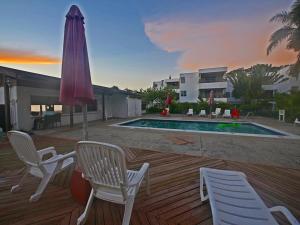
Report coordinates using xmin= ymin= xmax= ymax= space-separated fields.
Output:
xmin=120 ymin=119 xmax=286 ymax=136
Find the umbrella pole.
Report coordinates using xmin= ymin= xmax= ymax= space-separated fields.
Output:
xmin=82 ymin=104 xmax=88 ymax=140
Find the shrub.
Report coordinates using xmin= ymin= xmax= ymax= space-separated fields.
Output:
xmin=275 ymin=91 xmax=300 ymax=122
xmin=145 ymin=106 xmax=162 ymax=114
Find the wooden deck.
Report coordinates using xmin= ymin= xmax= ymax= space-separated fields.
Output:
xmin=0 ymin=136 xmax=299 ymax=225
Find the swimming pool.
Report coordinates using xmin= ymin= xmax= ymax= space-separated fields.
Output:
xmin=116 ymin=118 xmax=291 ymax=137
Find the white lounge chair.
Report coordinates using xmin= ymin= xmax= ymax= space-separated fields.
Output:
xmin=76 ymin=141 xmax=150 ymax=225
xmin=200 ymin=167 xmax=299 ymax=225
xmin=187 ymin=108 xmax=193 ymax=116
xmin=211 ymin=108 xmax=221 ymax=118
xmin=223 ymin=109 xmax=231 ymax=118
xmin=8 ymin=131 xmax=76 ymax=202
xmin=199 ymin=110 xmax=206 ymax=117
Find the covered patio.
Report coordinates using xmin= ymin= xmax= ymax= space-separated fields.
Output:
xmin=0 ymin=135 xmax=299 ymax=225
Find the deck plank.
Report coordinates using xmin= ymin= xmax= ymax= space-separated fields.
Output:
xmin=0 ymin=136 xmax=299 ymax=225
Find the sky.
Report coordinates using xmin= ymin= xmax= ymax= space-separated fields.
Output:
xmin=0 ymin=0 xmax=297 ymax=89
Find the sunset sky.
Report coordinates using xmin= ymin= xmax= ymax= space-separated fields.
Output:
xmin=0 ymin=0 xmax=296 ymax=89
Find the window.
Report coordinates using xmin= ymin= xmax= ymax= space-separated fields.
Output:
xmin=180 ymin=91 xmax=187 ymax=97
xmin=87 ymin=100 xmax=98 ymax=112
xmin=74 ymin=105 xmax=82 ymax=113
xmin=180 ymin=76 xmax=185 ymax=83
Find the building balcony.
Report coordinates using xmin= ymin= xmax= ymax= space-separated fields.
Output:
xmin=198 ymin=81 xmax=227 ymax=89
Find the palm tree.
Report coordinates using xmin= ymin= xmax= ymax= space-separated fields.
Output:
xmin=267 ymin=0 xmax=300 ymax=77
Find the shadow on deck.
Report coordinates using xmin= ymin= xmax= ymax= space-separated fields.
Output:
xmin=0 ymin=136 xmax=299 ymax=225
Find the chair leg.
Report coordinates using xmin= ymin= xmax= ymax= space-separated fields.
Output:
xmin=29 ymin=174 xmax=52 ymax=202
xmin=11 ymin=170 xmax=29 ymax=193
xmin=122 ymin=197 xmax=135 ymax=225
xmin=77 ymin=189 xmax=94 ymax=225
xmin=200 ymin=169 xmax=208 ymax=202
xmin=146 ymin=168 xmax=150 ymax=195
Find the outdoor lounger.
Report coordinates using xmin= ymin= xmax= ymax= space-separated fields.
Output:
xmin=200 ymin=167 xmax=299 ymax=225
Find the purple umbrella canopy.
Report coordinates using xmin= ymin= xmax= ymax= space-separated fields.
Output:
xmin=60 ymin=5 xmax=94 ymax=105
xmin=60 ymin=5 xmax=94 ymax=140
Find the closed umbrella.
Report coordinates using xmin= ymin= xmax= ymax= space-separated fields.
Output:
xmin=208 ymin=90 xmax=214 ymax=118
xmin=60 ymin=5 xmax=94 ymax=140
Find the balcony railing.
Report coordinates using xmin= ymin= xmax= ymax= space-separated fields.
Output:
xmin=199 ymin=78 xmax=225 ymax=83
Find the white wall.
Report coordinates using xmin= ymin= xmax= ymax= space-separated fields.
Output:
xmin=0 ymin=87 xmax=4 ymax=104
xmin=127 ymin=97 xmax=141 ymax=117
xmin=179 ymin=72 xmax=199 ymax=103
xmin=111 ymin=94 xmax=128 ymax=118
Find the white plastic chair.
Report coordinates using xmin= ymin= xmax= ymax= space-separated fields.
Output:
xmin=200 ymin=167 xmax=299 ymax=225
xmin=294 ymin=118 xmax=300 ymax=126
xmin=187 ymin=108 xmax=193 ymax=116
xmin=279 ymin=109 xmax=285 ymax=121
xmin=223 ymin=109 xmax=231 ymax=118
xmin=199 ymin=110 xmax=206 ymax=117
xmin=8 ymin=131 xmax=76 ymax=202
xmin=76 ymin=141 xmax=150 ymax=225
xmin=211 ymin=108 xmax=221 ymax=118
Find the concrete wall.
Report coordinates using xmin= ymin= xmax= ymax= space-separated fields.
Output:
xmin=0 ymin=87 xmax=4 ymax=104
xmin=111 ymin=94 xmax=128 ymax=118
xmin=127 ymin=97 xmax=141 ymax=117
xmin=179 ymin=72 xmax=199 ymax=103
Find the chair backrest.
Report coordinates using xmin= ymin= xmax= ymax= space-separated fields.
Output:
xmin=215 ymin=108 xmax=221 ymax=114
xmin=76 ymin=141 xmax=128 ymax=199
xmin=200 ymin=110 xmax=206 ymax=115
xmin=8 ymin=131 xmax=40 ymax=166
xmin=188 ymin=109 xmax=193 ymax=114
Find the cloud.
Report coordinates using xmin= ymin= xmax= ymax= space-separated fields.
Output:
xmin=0 ymin=48 xmax=60 ymax=64
xmin=144 ymin=19 xmax=297 ymax=70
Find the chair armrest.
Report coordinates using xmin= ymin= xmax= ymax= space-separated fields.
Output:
xmin=38 ymin=147 xmax=57 ymax=159
xmin=40 ymin=151 xmax=76 ymax=165
xmin=270 ymin=206 xmax=300 ymax=225
xmin=128 ymin=163 xmax=149 ymax=187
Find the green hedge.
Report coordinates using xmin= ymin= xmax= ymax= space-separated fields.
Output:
xmin=146 ymin=101 xmax=233 ymax=114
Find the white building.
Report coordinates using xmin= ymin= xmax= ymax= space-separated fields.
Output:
xmin=153 ymin=67 xmax=231 ymax=103
xmin=0 ymin=66 xmax=141 ymax=131
xmin=153 ymin=76 xmax=180 ymax=94
xmin=262 ymin=66 xmax=300 ymax=95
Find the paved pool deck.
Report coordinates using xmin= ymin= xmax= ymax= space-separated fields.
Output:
xmin=35 ymin=115 xmax=300 ymax=169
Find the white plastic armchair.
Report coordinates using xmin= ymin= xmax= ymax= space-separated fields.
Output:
xmin=199 ymin=110 xmax=206 ymax=117
xmin=223 ymin=109 xmax=231 ymax=118
xmin=8 ymin=131 xmax=76 ymax=202
xmin=187 ymin=108 xmax=193 ymax=116
xmin=76 ymin=141 xmax=150 ymax=225
xmin=211 ymin=108 xmax=221 ymax=118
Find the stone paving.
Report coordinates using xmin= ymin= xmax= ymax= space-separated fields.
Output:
xmin=35 ymin=115 xmax=300 ymax=169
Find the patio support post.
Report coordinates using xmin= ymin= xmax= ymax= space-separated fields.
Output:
xmin=102 ymin=93 xmax=105 ymax=121
xmin=4 ymin=75 xmax=11 ymax=131
xmin=82 ymin=104 xmax=88 ymax=140
xmin=70 ymin=106 xmax=74 ymax=127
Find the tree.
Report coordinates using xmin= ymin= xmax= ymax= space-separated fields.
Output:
xmin=247 ymin=64 xmax=282 ymax=100
xmin=140 ymin=87 xmax=177 ymax=108
xmin=225 ymin=68 xmax=248 ymax=100
xmin=267 ymin=0 xmax=300 ymax=77
xmin=225 ymin=64 xmax=282 ymax=102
